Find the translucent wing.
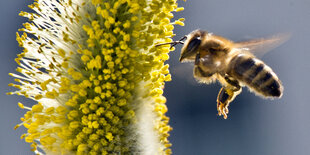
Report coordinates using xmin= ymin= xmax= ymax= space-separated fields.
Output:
xmin=235 ymin=33 xmax=290 ymax=57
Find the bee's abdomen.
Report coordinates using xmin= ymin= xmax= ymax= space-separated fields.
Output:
xmin=228 ymin=54 xmax=283 ymax=97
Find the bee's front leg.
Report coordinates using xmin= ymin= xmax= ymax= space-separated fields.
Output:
xmin=217 ymin=76 xmax=242 ymax=119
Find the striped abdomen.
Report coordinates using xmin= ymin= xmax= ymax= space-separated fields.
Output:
xmin=228 ymin=54 xmax=283 ymax=97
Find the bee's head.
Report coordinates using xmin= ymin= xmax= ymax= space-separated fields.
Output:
xmin=179 ymin=29 xmax=207 ymax=62
xmin=154 ymin=29 xmax=208 ymax=62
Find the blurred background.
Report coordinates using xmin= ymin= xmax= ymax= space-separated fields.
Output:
xmin=1 ymin=0 xmax=310 ymax=154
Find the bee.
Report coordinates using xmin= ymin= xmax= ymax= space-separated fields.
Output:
xmin=156 ymin=29 xmax=288 ymax=119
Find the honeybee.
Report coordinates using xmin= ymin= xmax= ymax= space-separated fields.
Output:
xmin=156 ymin=29 xmax=288 ymax=119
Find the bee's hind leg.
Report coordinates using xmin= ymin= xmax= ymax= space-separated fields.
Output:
xmin=217 ymin=76 xmax=242 ymax=119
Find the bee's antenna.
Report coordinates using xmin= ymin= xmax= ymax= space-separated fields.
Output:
xmin=155 ymin=35 xmax=187 ymax=49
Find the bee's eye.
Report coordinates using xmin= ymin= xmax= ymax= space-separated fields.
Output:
xmin=187 ymin=37 xmax=201 ymax=52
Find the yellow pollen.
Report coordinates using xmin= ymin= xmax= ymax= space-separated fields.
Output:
xmin=10 ymin=0 xmax=184 ymax=154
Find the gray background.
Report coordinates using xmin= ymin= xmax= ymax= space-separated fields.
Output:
xmin=1 ymin=0 xmax=310 ymax=154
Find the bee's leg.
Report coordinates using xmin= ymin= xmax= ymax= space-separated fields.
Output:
xmin=217 ymin=76 xmax=242 ymax=119
xmin=224 ymin=75 xmax=241 ymax=91
xmin=194 ymin=66 xmax=213 ymax=78
xmin=195 ymin=52 xmax=200 ymax=65
xmin=194 ymin=53 xmax=214 ymax=79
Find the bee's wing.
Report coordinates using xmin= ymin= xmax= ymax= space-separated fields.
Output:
xmin=235 ymin=33 xmax=290 ymax=57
